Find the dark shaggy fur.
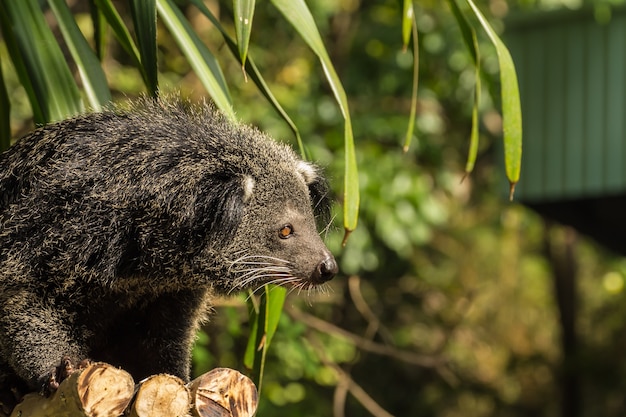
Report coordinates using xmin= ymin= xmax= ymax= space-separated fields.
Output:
xmin=0 ymin=98 xmax=337 ymax=405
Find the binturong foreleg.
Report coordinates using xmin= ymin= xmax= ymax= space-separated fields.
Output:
xmin=0 ymin=289 xmax=89 ymax=394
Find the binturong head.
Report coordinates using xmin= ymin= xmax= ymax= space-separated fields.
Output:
xmin=175 ymin=107 xmax=338 ymax=295
xmin=219 ymin=157 xmax=339 ymax=294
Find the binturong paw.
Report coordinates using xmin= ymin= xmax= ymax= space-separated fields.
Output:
xmin=39 ymin=356 xmax=92 ymax=396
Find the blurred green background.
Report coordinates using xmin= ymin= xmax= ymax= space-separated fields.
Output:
xmin=4 ymin=0 xmax=626 ymax=416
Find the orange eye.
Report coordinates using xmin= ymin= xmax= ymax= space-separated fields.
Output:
xmin=279 ymin=224 xmax=294 ymax=239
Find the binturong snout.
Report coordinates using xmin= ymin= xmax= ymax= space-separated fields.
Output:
xmin=312 ymin=253 xmax=338 ymax=284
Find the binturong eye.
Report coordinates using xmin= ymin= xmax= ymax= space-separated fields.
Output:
xmin=278 ymin=224 xmax=294 ymax=239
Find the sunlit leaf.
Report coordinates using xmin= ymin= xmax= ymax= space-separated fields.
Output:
xmin=401 ymin=0 xmax=414 ymax=51
xmin=271 ymin=0 xmax=359 ymax=240
xmin=48 ymin=0 xmax=112 ymax=111
xmin=130 ymin=0 xmax=158 ymax=96
xmin=243 ymin=297 xmax=260 ymax=371
xmin=234 ymin=0 xmax=255 ymax=74
xmin=0 ymin=0 xmax=83 ymax=123
xmin=243 ymin=285 xmax=286 ymax=394
xmin=157 ymin=0 xmax=234 ymax=120
xmin=403 ymin=9 xmax=418 ymax=153
xmin=264 ymin=285 xmax=286 ymax=348
xmin=448 ymin=0 xmax=480 ymax=175
xmin=464 ymin=0 xmax=522 ymax=199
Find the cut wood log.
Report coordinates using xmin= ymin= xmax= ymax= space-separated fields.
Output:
xmin=7 ymin=365 xmax=257 ymax=417
xmin=128 ymin=374 xmax=190 ymax=417
xmin=10 ymin=362 xmax=135 ymax=417
xmin=188 ymin=368 xmax=258 ymax=417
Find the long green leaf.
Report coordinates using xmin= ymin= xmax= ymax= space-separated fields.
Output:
xmin=157 ymin=0 xmax=234 ymax=119
xmin=48 ymin=0 xmax=112 ymax=110
xmin=130 ymin=0 xmax=159 ymax=96
xmin=0 ymin=0 xmax=83 ymax=123
xmin=244 ymin=285 xmax=286 ymax=394
xmin=464 ymin=0 xmax=522 ymax=199
xmin=271 ymin=0 xmax=359 ymax=240
xmin=94 ymin=0 xmax=148 ymax=86
xmin=448 ymin=0 xmax=481 ymax=175
xmin=234 ymin=0 xmax=255 ymax=72
xmin=0 ymin=57 xmax=11 ymax=151
xmin=401 ymin=0 xmax=413 ymax=51
xmin=0 ymin=5 xmax=45 ymax=124
xmin=403 ymin=5 xmax=419 ymax=153
xmin=88 ymin=0 xmax=108 ymax=60
xmin=189 ymin=0 xmax=306 ymax=156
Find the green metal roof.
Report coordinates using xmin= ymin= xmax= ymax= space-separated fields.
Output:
xmin=506 ymin=7 xmax=626 ymax=202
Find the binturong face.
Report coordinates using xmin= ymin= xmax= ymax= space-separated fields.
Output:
xmin=223 ymin=160 xmax=338 ymax=295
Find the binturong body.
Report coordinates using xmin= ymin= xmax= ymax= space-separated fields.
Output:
xmin=0 ymin=98 xmax=337 ymax=403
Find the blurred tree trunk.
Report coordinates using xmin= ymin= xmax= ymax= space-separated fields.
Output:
xmin=544 ymin=222 xmax=579 ymax=417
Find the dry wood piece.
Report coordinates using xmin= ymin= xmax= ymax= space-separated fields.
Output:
xmin=188 ymin=368 xmax=258 ymax=417
xmin=128 ymin=374 xmax=190 ymax=417
xmin=10 ymin=362 xmax=134 ymax=417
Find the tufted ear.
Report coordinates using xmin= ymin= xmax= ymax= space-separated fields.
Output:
xmin=192 ymin=174 xmax=249 ymax=247
xmin=296 ymin=161 xmax=331 ymax=230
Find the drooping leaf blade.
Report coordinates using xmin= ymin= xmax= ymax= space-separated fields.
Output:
xmin=0 ymin=0 xmax=83 ymax=123
xmin=448 ymin=0 xmax=481 ymax=175
xmin=157 ymin=0 xmax=235 ymax=120
xmin=271 ymin=0 xmax=359 ymax=239
xmin=244 ymin=285 xmax=286 ymax=394
xmin=88 ymin=0 xmax=108 ymax=60
xmin=94 ymin=0 xmax=148 ymax=85
xmin=0 ymin=58 xmax=11 ymax=151
xmin=130 ymin=0 xmax=159 ymax=96
xmin=48 ymin=0 xmax=112 ymax=110
xmin=233 ymin=0 xmax=255 ymax=72
xmin=188 ymin=0 xmax=306 ymax=157
xmin=403 ymin=7 xmax=419 ymax=153
xmin=0 ymin=4 xmax=45 ymax=124
xmin=464 ymin=0 xmax=522 ymax=199
xmin=401 ymin=0 xmax=414 ymax=51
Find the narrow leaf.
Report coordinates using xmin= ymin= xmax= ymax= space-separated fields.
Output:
xmin=1 ymin=0 xmax=83 ymax=123
xmin=403 ymin=8 xmax=418 ymax=153
xmin=448 ymin=0 xmax=481 ymax=174
xmin=0 ymin=5 xmax=45 ymax=123
xmin=464 ymin=0 xmax=522 ymax=198
xmin=157 ymin=0 xmax=235 ymax=119
xmin=244 ymin=285 xmax=286 ymax=394
xmin=189 ymin=0 xmax=306 ymax=156
xmin=401 ymin=0 xmax=414 ymax=51
xmin=466 ymin=41 xmax=481 ymax=175
xmin=48 ymin=0 xmax=112 ymax=110
xmin=94 ymin=0 xmax=148 ymax=85
xmin=264 ymin=285 xmax=286 ymax=348
xmin=130 ymin=0 xmax=159 ymax=96
xmin=0 ymin=58 xmax=11 ymax=151
xmin=243 ymin=297 xmax=260 ymax=370
xmin=88 ymin=0 xmax=108 ymax=60
xmin=234 ymin=0 xmax=255 ymax=74
xmin=271 ymin=0 xmax=359 ymax=239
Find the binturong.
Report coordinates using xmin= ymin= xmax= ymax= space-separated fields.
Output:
xmin=0 ymin=97 xmax=338 ymax=403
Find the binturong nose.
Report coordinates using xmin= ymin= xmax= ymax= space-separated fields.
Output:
xmin=312 ymin=254 xmax=339 ymax=283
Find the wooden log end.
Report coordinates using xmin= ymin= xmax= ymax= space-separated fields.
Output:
xmin=76 ymin=362 xmax=135 ymax=416
xmin=130 ymin=374 xmax=190 ymax=417
xmin=188 ymin=368 xmax=258 ymax=417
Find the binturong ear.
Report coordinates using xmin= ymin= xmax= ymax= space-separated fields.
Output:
xmin=192 ymin=174 xmax=252 ymax=247
xmin=296 ymin=161 xmax=331 ymax=229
